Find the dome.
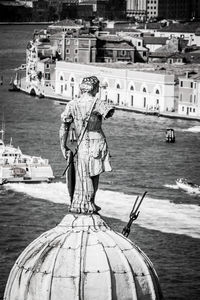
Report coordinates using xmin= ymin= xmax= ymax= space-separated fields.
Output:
xmin=4 ymin=214 xmax=163 ymax=300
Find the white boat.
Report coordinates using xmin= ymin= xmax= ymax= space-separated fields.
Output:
xmin=176 ymin=178 xmax=200 ymax=194
xmin=0 ymin=128 xmax=54 ymax=185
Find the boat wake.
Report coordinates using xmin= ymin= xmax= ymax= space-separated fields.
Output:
xmin=164 ymin=184 xmax=179 ymax=190
xmin=5 ymin=182 xmax=200 ymax=239
xmin=181 ymin=126 xmax=200 ymax=133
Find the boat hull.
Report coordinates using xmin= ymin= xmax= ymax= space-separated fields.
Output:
xmin=0 ymin=165 xmax=54 ymax=185
xmin=176 ymin=178 xmax=200 ymax=194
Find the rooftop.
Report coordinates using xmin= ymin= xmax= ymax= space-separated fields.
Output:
xmin=159 ymin=22 xmax=200 ymax=33
xmin=137 ymin=23 xmax=163 ymax=30
xmin=49 ymin=19 xmax=82 ymax=28
xmin=88 ymin=61 xmax=200 ymax=76
xmin=143 ymin=36 xmax=168 ymax=45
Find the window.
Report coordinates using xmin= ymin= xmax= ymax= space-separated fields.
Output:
xmin=138 ymin=42 xmax=141 ymax=46
xmin=60 ymin=75 xmax=63 ymax=81
xmin=155 ymin=89 xmax=160 ymax=94
xmin=130 ymin=85 xmax=134 ymax=91
xmin=193 ymin=108 xmax=195 ymax=112
xmin=116 ymin=84 xmax=120 ymax=89
xmin=190 ymin=95 xmax=192 ymax=102
xmin=182 ymin=106 xmax=184 ymax=111
xmin=74 ymin=49 xmax=78 ymax=54
xmin=66 ymin=49 xmax=70 ymax=54
xmin=190 ymin=107 xmax=192 ymax=112
xmin=65 ymin=84 xmax=67 ymax=91
xmin=121 ymin=50 xmax=126 ymax=56
xmin=180 ymin=81 xmax=183 ymax=87
xmin=46 ymin=63 xmax=50 ymax=69
xmin=74 ymin=57 xmax=78 ymax=62
xmin=143 ymin=87 xmax=146 ymax=92
xmin=144 ymin=97 xmax=146 ymax=107
xmin=180 ymin=93 xmax=182 ymax=101
xmin=45 ymin=73 xmax=50 ymax=80
xmin=131 ymin=95 xmax=134 ymax=106
xmin=156 ymin=99 xmax=159 ymax=104
xmin=191 ymin=82 xmax=193 ymax=88
xmin=66 ymin=39 xmax=70 ymax=45
xmin=117 ymin=93 xmax=120 ymax=104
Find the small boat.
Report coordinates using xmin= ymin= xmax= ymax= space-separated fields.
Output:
xmin=176 ymin=178 xmax=200 ymax=194
xmin=166 ymin=128 xmax=175 ymax=143
xmin=0 ymin=127 xmax=54 ymax=185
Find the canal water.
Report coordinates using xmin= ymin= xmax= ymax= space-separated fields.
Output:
xmin=0 ymin=25 xmax=200 ymax=300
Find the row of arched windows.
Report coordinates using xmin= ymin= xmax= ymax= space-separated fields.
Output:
xmin=59 ymin=74 xmax=161 ymax=95
xmin=109 ymin=84 xmax=160 ymax=94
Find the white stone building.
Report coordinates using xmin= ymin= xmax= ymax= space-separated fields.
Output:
xmin=55 ymin=61 xmax=175 ymax=113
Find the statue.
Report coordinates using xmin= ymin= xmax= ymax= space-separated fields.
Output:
xmin=60 ymin=76 xmax=115 ymax=213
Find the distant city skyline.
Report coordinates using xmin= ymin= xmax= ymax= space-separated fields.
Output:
xmin=126 ymin=0 xmax=200 ymax=20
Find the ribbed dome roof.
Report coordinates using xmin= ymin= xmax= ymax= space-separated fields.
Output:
xmin=4 ymin=214 xmax=162 ymax=300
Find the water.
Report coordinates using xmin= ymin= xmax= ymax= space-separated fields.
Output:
xmin=0 ymin=25 xmax=200 ymax=300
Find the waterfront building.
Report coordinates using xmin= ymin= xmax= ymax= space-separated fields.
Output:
xmin=126 ymin=0 xmax=200 ymax=21
xmin=178 ymin=72 xmax=200 ymax=117
xmin=96 ymin=35 xmax=136 ymax=63
xmin=60 ymin=32 xmax=97 ymax=63
xmin=143 ymin=36 xmax=167 ymax=52
xmin=148 ymin=52 xmax=186 ymax=64
xmin=126 ymin=0 xmax=147 ymax=20
xmin=37 ymin=57 xmax=56 ymax=88
xmin=118 ymin=35 xmax=148 ymax=62
xmin=26 ymin=30 xmax=59 ymax=93
xmin=55 ymin=61 xmax=175 ymax=112
xmin=154 ymin=23 xmax=200 ymax=46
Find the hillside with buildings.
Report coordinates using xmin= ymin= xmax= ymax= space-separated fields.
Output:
xmin=14 ymin=17 xmax=200 ymax=120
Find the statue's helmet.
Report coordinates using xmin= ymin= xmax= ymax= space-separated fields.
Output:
xmin=80 ymin=76 xmax=100 ymax=94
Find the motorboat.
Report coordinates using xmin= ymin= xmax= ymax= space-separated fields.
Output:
xmin=166 ymin=128 xmax=175 ymax=143
xmin=0 ymin=128 xmax=54 ymax=185
xmin=176 ymin=178 xmax=200 ymax=194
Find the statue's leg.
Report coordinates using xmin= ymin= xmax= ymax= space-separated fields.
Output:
xmin=91 ymin=175 xmax=101 ymax=211
xmin=69 ymin=156 xmax=98 ymax=213
xmin=67 ymin=151 xmax=75 ymax=204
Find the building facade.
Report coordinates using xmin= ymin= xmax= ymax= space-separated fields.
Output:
xmin=126 ymin=0 xmax=147 ymax=20
xmin=55 ymin=61 xmax=175 ymax=112
xmin=96 ymin=35 xmax=136 ymax=63
xmin=61 ymin=33 xmax=97 ymax=63
xmin=126 ymin=0 xmax=200 ymax=21
xmin=178 ymin=73 xmax=200 ymax=116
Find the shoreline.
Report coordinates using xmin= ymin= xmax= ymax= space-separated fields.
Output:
xmin=16 ymin=76 xmax=200 ymax=122
xmin=0 ymin=22 xmax=53 ymax=25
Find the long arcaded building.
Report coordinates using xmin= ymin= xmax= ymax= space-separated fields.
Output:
xmin=55 ymin=61 xmax=175 ymax=113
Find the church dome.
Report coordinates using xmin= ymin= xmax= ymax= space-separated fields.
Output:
xmin=4 ymin=214 xmax=163 ymax=300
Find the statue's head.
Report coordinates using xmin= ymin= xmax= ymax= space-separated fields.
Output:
xmin=80 ymin=76 xmax=100 ymax=96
